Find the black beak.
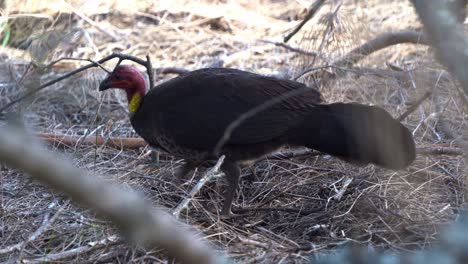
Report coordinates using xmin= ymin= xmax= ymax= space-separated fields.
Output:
xmin=99 ymin=78 xmax=112 ymax=91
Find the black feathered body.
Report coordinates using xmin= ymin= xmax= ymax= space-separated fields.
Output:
xmin=130 ymin=68 xmax=323 ymax=163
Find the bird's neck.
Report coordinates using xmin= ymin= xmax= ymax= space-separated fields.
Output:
xmin=127 ymin=85 xmax=147 ymax=113
xmin=128 ymin=92 xmax=143 ymax=113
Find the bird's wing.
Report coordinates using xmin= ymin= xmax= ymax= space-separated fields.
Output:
xmin=147 ymin=68 xmax=321 ymax=150
xmin=159 ymin=94 xmax=297 ymax=150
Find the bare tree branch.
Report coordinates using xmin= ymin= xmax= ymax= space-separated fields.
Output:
xmin=0 ymin=125 xmax=227 ymax=264
xmin=294 ymin=30 xmax=429 ymax=80
xmin=334 ymin=31 xmax=429 ymax=69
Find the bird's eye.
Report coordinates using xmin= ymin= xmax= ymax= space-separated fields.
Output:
xmin=114 ymin=74 xmax=121 ymax=80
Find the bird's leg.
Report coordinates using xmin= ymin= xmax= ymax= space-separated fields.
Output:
xmin=220 ymin=161 xmax=240 ymax=216
xmin=173 ymin=161 xmax=197 ymax=186
xmin=149 ymin=150 xmax=160 ymax=166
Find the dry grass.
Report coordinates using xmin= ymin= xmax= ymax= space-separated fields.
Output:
xmin=0 ymin=0 xmax=467 ymax=263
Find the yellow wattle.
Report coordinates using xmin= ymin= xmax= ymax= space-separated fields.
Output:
xmin=128 ymin=93 xmax=142 ymax=113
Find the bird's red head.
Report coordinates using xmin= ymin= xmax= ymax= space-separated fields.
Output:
xmin=99 ymin=65 xmax=147 ymax=113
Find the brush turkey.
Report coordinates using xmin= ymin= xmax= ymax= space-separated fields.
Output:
xmin=99 ymin=65 xmax=416 ymax=215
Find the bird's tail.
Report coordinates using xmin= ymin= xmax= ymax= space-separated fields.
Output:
xmin=293 ymin=103 xmax=416 ymax=170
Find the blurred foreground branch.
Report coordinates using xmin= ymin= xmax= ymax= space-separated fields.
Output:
xmin=318 ymin=211 xmax=468 ymax=263
xmin=411 ymin=0 xmax=468 ymax=96
xmin=0 ymin=125 xmax=226 ymax=264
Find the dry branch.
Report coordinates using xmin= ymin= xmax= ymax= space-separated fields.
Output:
xmin=295 ymin=30 xmax=429 ymax=80
xmin=36 ymin=133 xmax=148 ymax=149
xmin=0 ymin=125 xmax=226 ymax=264
xmin=334 ymin=31 xmax=429 ymax=68
xmin=417 ymin=146 xmax=465 ymax=156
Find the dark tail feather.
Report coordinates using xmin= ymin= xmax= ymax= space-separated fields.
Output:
xmin=295 ymin=103 xmax=416 ymax=170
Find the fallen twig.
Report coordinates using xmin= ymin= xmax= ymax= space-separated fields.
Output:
xmin=417 ymin=146 xmax=465 ymax=156
xmin=172 ymin=155 xmax=225 ymax=218
xmin=232 ymin=205 xmax=324 ymax=216
xmin=269 ymin=148 xmax=322 ymax=159
xmin=35 ymin=132 xmax=148 ymax=149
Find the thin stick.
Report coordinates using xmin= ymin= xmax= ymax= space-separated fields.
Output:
xmin=172 ymin=155 xmax=225 ymax=218
xmin=45 ymin=57 xmax=111 ymax=73
xmin=284 ymin=0 xmax=327 ymax=43
xmin=0 ymin=53 xmax=151 ymax=113
xmin=398 ymin=91 xmax=432 ymax=121
xmin=146 ymin=55 xmax=155 ymax=90
xmin=259 ymin=39 xmax=320 ymax=57
xmin=35 ymin=133 xmax=148 ymax=149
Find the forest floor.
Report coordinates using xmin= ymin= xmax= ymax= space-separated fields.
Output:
xmin=0 ymin=0 xmax=467 ymax=263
